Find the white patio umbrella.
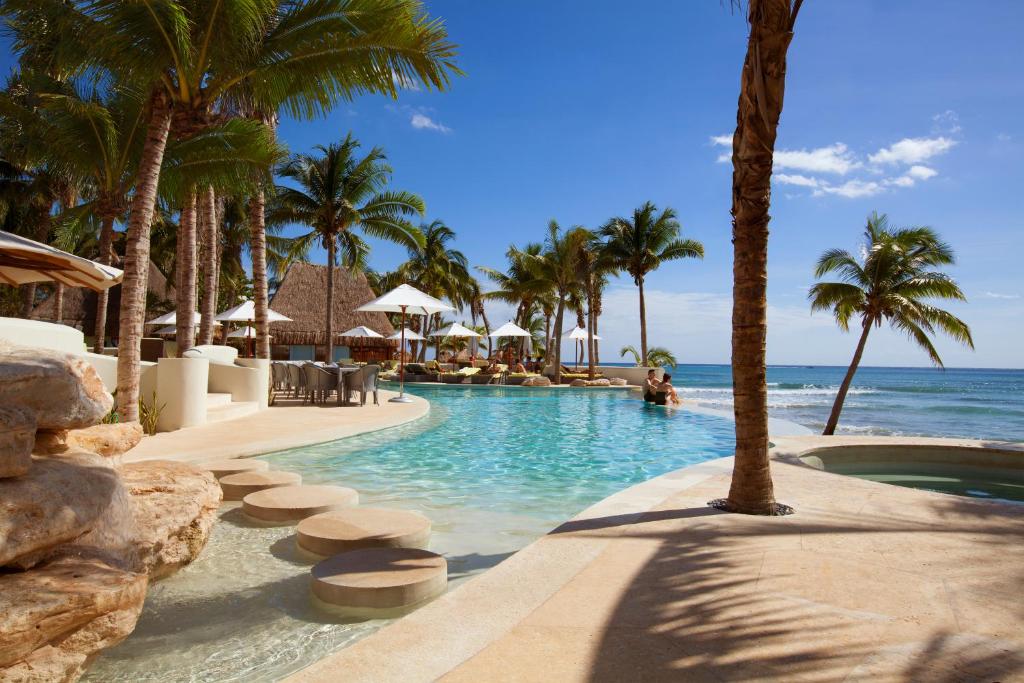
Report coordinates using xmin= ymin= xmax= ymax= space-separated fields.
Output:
xmin=339 ymin=325 xmax=383 ymax=338
xmin=429 ymin=322 xmax=481 ymax=368
xmin=0 ymin=229 xmax=123 ymax=290
xmin=489 ymin=321 xmax=531 ymax=365
xmin=215 ymin=300 xmax=291 ymax=358
xmin=357 ymin=284 xmax=454 ymax=403
xmin=146 ymin=311 xmax=221 ymax=327
xmin=564 ymin=326 xmax=602 ymax=368
xmin=228 ymin=326 xmax=272 ymax=339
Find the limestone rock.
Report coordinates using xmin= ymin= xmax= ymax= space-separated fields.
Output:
xmin=0 ymin=405 xmax=35 ymax=478
xmin=0 ymin=452 xmax=123 ymax=570
xmin=569 ymin=378 xmax=587 ymax=387
xmin=0 ymin=549 xmax=147 ymax=683
xmin=608 ymin=378 xmax=628 ymax=386
xmin=521 ymin=376 xmax=551 ymax=387
xmin=586 ymin=378 xmax=611 ymax=387
xmin=0 ymin=345 xmax=113 ymax=431
xmin=120 ymin=460 xmax=221 ymax=579
xmin=36 ymin=423 xmax=144 ymax=460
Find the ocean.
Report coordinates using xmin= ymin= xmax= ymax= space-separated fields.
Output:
xmin=600 ymin=363 xmax=1024 ymax=442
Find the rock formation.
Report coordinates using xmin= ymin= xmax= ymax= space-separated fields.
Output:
xmin=521 ymin=376 xmax=552 ymax=387
xmin=0 ymin=341 xmax=221 ymax=681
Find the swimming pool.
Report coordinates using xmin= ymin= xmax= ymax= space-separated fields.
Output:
xmin=85 ymin=386 xmax=736 ymax=682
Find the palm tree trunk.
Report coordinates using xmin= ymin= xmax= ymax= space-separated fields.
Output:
xmin=823 ymin=321 xmax=871 ymax=435
xmin=198 ymin=185 xmax=217 ymax=345
xmin=638 ymin=277 xmax=649 ymax=366
xmin=586 ymin=284 xmax=596 ymax=380
xmin=553 ymin=297 xmax=565 ymax=384
xmin=117 ymin=94 xmax=173 ymax=422
xmin=92 ymin=213 xmax=116 ymax=353
xmin=19 ymin=285 xmax=35 ymax=318
xmin=175 ymin=192 xmax=198 ymax=354
xmin=249 ymin=190 xmax=270 ymax=359
xmin=325 ymin=236 xmax=336 ymax=363
xmin=724 ymin=0 xmax=800 ymax=516
xmin=544 ymin=314 xmax=551 ymax=361
xmin=54 ymin=283 xmax=64 ymax=324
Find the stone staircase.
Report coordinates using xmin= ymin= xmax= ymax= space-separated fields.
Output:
xmin=204 ymin=393 xmax=260 ymax=424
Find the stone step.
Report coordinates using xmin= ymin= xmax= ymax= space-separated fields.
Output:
xmin=242 ymin=484 xmax=358 ymax=524
xmin=310 ymin=548 xmax=447 ymax=615
xmin=296 ymin=508 xmax=431 ymax=557
xmin=205 ymin=401 xmax=260 ymax=424
xmin=219 ymin=470 xmax=302 ymax=501
xmin=200 ymin=459 xmax=269 ymax=480
xmin=205 ymin=393 xmax=233 ymax=408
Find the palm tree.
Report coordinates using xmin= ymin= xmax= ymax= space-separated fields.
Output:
xmin=2 ymin=0 xmax=460 ymax=419
xmin=600 ymin=202 xmax=703 ymax=366
xmin=720 ymin=0 xmax=804 ymax=516
xmin=523 ymin=221 xmax=591 ymax=384
xmin=810 ymin=214 xmax=973 ymax=435
xmin=478 ymin=242 xmax=547 ymax=357
xmin=620 ymin=345 xmax=677 ymax=370
xmin=270 ymin=135 xmax=425 ymax=361
xmin=577 ymin=235 xmax=617 ymax=379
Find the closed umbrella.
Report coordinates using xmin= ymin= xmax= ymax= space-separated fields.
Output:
xmin=357 ymin=285 xmax=454 ymax=403
xmin=0 ymin=229 xmax=123 ymax=290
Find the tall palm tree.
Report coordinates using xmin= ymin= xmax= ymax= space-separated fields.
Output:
xmin=270 ymin=135 xmax=425 ymax=361
xmin=2 ymin=0 xmax=460 ymax=419
xmin=478 ymin=241 xmax=547 ymax=356
xmin=523 ymin=221 xmax=591 ymax=384
xmin=600 ymin=202 xmax=703 ymax=366
xmin=720 ymin=0 xmax=804 ymax=516
xmin=577 ymin=235 xmax=617 ymax=379
xmin=810 ymin=214 xmax=973 ymax=435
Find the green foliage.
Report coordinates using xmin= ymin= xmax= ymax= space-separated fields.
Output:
xmin=620 ymin=344 xmax=677 ymax=369
xmin=809 ymin=213 xmax=973 ymax=366
xmin=600 ymin=202 xmax=704 ymax=284
xmin=138 ymin=392 xmax=164 ymax=436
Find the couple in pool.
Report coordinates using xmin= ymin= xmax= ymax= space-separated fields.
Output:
xmin=642 ymin=369 xmax=681 ymax=406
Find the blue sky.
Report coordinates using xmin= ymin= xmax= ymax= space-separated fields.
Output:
xmin=4 ymin=2 xmax=1023 ymax=367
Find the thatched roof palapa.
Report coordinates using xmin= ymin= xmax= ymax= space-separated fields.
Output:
xmin=269 ymin=262 xmax=396 ymax=346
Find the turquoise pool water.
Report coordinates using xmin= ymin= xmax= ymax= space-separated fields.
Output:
xmin=264 ymin=384 xmax=737 ymax=524
xmin=84 ymin=386 xmax=736 ymax=683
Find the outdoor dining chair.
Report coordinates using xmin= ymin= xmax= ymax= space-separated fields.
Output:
xmin=302 ymin=363 xmax=335 ymax=404
xmin=343 ymin=365 xmax=380 ymax=406
xmin=286 ymin=363 xmax=305 ymax=399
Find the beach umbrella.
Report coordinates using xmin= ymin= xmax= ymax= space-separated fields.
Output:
xmin=0 ymin=229 xmax=123 ymax=290
xmin=228 ymin=326 xmax=273 ymax=339
xmin=339 ymin=325 xmax=383 ymax=338
xmin=489 ymin=321 xmax=531 ymax=365
xmin=564 ymin=326 xmax=602 ymax=368
xmin=429 ymin=322 xmax=481 ymax=368
xmin=357 ymin=284 xmax=454 ymax=403
xmin=146 ymin=311 xmax=220 ymax=327
xmin=387 ymin=328 xmax=425 ymax=341
xmin=215 ymin=300 xmax=291 ymax=358
xmin=154 ymin=326 xmax=178 ymax=335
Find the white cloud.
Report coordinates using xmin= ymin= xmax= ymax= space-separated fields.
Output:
xmin=775 ymin=143 xmax=860 ymax=175
xmin=868 ymin=136 xmax=956 ymax=165
xmin=775 ymin=173 xmax=820 ymax=188
xmin=932 ymin=110 xmax=962 ymax=135
xmin=709 ymin=134 xmax=733 ymax=146
xmin=984 ymin=291 xmax=1020 ymax=300
xmin=410 ymin=113 xmax=452 ymax=134
xmin=886 ymin=176 xmax=915 ymax=188
xmin=392 ymin=71 xmax=421 ymax=92
xmin=812 ymin=179 xmax=883 ymax=198
xmin=906 ymin=165 xmax=938 ymax=180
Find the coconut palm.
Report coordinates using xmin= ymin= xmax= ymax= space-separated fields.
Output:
xmin=478 ymin=241 xmax=548 ymax=357
xmin=600 ymin=202 xmax=703 ymax=366
xmin=1 ymin=0 xmax=460 ymax=419
xmin=620 ymin=345 xmax=677 ymax=370
xmin=577 ymin=235 xmax=617 ymax=379
xmin=522 ymin=221 xmax=592 ymax=384
xmin=810 ymin=214 xmax=973 ymax=435
xmin=721 ymin=0 xmax=805 ymax=516
xmin=270 ymin=135 xmax=425 ymax=361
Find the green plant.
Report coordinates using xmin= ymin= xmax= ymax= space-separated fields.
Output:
xmin=620 ymin=344 xmax=677 ymax=369
xmin=138 ymin=392 xmax=164 ymax=436
xmin=101 ymin=390 xmax=120 ymax=424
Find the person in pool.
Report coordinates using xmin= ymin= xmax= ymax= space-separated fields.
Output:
xmin=642 ymin=369 xmax=660 ymax=402
xmin=659 ymin=373 xmax=681 ymax=405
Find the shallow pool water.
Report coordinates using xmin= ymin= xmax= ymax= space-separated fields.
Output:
xmin=85 ymin=385 xmax=735 ymax=683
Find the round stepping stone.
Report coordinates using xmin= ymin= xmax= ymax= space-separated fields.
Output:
xmin=242 ymin=484 xmax=358 ymax=524
xmin=219 ymin=470 xmax=302 ymax=501
xmin=310 ymin=548 xmax=447 ymax=613
xmin=296 ymin=508 xmax=431 ymax=557
xmin=201 ymin=459 xmax=269 ymax=480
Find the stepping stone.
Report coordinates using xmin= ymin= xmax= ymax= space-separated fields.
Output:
xmin=219 ymin=470 xmax=302 ymax=501
xmin=296 ymin=508 xmax=431 ymax=557
xmin=242 ymin=484 xmax=358 ymax=524
xmin=310 ymin=548 xmax=447 ymax=614
xmin=201 ymin=459 xmax=269 ymax=480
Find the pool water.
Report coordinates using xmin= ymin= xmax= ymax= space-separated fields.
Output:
xmin=84 ymin=386 xmax=736 ymax=683
xmin=829 ymin=463 xmax=1024 ymax=504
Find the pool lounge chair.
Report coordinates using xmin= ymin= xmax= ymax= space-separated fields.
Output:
xmin=441 ymin=367 xmax=480 ymax=384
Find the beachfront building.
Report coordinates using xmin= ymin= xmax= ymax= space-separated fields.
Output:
xmin=269 ymin=262 xmax=397 ymax=363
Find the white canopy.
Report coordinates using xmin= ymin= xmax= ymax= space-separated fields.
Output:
xmin=146 ymin=311 xmax=220 ymax=327
xmin=489 ymin=321 xmax=531 ymax=337
xmin=228 ymin=326 xmax=271 ymax=339
xmin=564 ymin=326 xmax=601 ymax=341
xmin=356 ymin=284 xmax=454 ymax=316
xmin=153 ymin=325 xmax=179 ymax=335
xmin=215 ymin=300 xmax=291 ymax=322
xmin=339 ymin=325 xmax=383 ymax=338
xmin=0 ymin=229 xmax=123 ymax=290
xmin=388 ymin=328 xmax=425 ymax=341
xmin=430 ymin=322 xmax=481 ymax=338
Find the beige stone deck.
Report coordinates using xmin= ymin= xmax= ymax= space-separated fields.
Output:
xmin=123 ymin=390 xmax=429 ymax=464
xmin=288 ymin=435 xmax=1024 ymax=683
